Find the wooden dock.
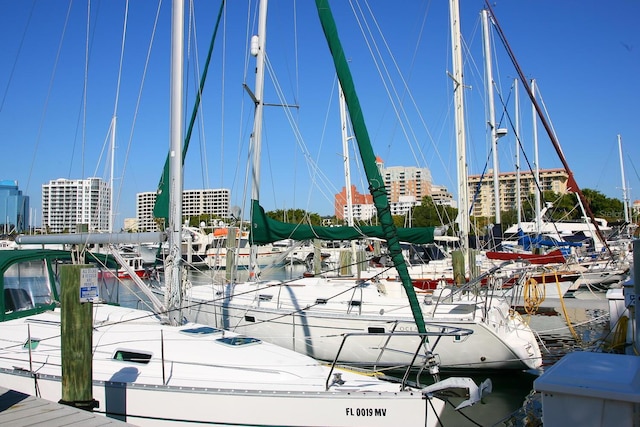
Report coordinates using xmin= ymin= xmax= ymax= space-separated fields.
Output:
xmin=0 ymin=386 xmax=135 ymax=426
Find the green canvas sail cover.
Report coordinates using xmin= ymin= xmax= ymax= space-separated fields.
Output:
xmin=251 ymin=200 xmax=436 ymax=245
xmin=314 ymin=0 xmax=427 ymax=333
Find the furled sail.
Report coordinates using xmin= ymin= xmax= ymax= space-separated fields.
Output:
xmin=313 ymin=0 xmax=427 ymax=333
xmin=251 ymin=200 xmax=438 ymax=245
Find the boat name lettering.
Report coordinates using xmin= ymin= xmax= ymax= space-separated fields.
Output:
xmin=345 ymin=407 xmax=387 ymax=417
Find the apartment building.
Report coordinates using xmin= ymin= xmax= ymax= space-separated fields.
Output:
xmin=382 ymin=165 xmax=433 ymax=203
xmin=334 ymin=158 xmax=443 ymax=219
xmin=42 ymin=177 xmax=110 ymax=233
xmin=334 ymin=185 xmax=375 ymax=221
xmin=136 ymin=188 xmax=230 ymax=231
xmin=431 ymin=184 xmax=456 ymax=208
xmin=468 ymin=168 xmax=569 ymax=217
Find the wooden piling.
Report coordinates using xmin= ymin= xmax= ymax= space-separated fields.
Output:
xmin=59 ymin=264 xmax=98 ymax=411
xmin=451 ymin=250 xmax=465 ymax=285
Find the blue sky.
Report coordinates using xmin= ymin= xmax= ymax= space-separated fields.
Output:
xmin=1 ymin=0 xmax=638 ymax=228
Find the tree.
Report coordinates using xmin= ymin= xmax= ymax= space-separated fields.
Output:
xmin=411 ymin=197 xmax=458 ymax=229
xmin=266 ymin=209 xmax=323 ymax=226
xmin=582 ymin=189 xmax=624 ymax=221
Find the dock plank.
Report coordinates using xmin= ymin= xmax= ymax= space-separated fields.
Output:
xmin=0 ymin=386 xmax=135 ymax=426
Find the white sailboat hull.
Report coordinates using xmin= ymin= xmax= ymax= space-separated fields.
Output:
xmin=185 ymin=278 xmax=542 ymax=370
xmin=205 ymin=244 xmax=290 ymax=269
xmin=3 ymin=371 xmax=440 ymax=427
xmin=0 ymin=305 xmax=445 ymax=426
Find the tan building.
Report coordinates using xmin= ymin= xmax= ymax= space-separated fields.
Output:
xmin=468 ymin=168 xmax=569 ymax=218
xmin=379 ymin=157 xmax=432 ymax=204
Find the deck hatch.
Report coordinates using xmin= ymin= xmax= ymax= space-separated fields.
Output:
xmin=181 ymin=326 xmax=222 ymax=335
xmin=216 ymin=336 xmax=261 ymax=347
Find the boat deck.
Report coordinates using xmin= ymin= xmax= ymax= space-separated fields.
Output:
xmin=0 ymin=386 xmax=135 ymax=426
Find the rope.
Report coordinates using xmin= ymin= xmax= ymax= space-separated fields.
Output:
xmin=523 ymin=276 xmax=544 ymax=315
xmin=553 ymin=271 xmax=580 ymax=342
xmin=608 ymin=315 xmax=628 ymax=352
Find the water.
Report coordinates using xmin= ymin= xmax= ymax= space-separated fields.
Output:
xmin=114 ymin=264 xmax=610 ymax=426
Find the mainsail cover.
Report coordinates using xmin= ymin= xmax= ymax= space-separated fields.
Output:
xmin=251 ymin=200 xmax=437 ymax=245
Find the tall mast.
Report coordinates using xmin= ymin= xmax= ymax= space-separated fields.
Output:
xmin=109 ymin=116 xmax=116 ymax=233
xmin=248 ymin=0 xmax=268 ymax=279
xmin=514 ymin=79 xmax=522 ymax=227
xmin=481 ymin=9 xmax=501 ymax=225
xmin=165 ymin=0 xmax=185 ymax=324
xmin=339 ymin=84 xmax=358 ymax=274
xmin=449 ymin=0 xmax=469 ymax=270
xmin=340 ymin=85 xmax=354 ymax=228
xmin=618 ymin=134 xmax=630 ymax=223
xmin=531 ymin=79 xmax=542 ymax=236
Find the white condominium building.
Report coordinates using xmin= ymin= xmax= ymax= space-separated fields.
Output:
xmin=136 ymin=188 xmax=230 ymax=232
xmin=42 ymin=177 xmax=110 ymax=233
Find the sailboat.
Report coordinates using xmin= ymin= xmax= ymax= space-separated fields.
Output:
xmin=183 ymin=0 xmax=542 ymax=371
xmin=1 ymin=1 xmax=491 ymax=425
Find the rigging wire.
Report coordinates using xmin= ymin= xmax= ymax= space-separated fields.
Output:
xmin=0 ymin=1 xmax=36 ymax=114
xmin=25 ymin=2 xmax=73 ymax=196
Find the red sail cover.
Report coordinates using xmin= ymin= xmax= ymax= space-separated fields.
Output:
xmin=485 ymin=249 xmax=566 ymax=265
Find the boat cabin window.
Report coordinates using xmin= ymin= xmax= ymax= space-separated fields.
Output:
xmin=113 ymin=350 xmax=152 ymax=364
xmin=4 ymin=260 xmax=53 ymax=313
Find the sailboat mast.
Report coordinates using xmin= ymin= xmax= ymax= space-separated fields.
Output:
xmin=251 ymin=0 xmax=267 ymax=202
xmin=618 ymin=134 xmax=630 ymax=223
xmin=514 ymin=79 xmax=522 ymax=227
xmin=248 ymin=0 xmax=268 ymax=278
xmin=481 ymin=9 xmax=500 ymax=225
xmin=531 ymin=79 xmax=542 ymax=235
xmin=109 ymin=116 xmax=116 ymax=233
xmin=339 ymin=84 xmax=358 ymax=274
xmin=165 ymin=0 xmax=185 ymax=323
xmin=339 ymin=85 xmax=354 ymax=228
xmin=449 ymin=0 xmax=470 ymax=269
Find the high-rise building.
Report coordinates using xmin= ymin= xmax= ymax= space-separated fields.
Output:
xmin=334 ymin=157 xmax=443 ymax=219
xmin=380 ymin=161 xmax=433 ymax=203
xmin=42 ymin=178 xmax=110 ymax=233
xmin=0 ymin=180 xmax=29 ymax=233
xmin=136 ymin=188 xmax=231 ymax=232
xmin=467 ymin=168 xmax=569 ymax=217
xmin=334 ymin=185 xmax=374 ymax=221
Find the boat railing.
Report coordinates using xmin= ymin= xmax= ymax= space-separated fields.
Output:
xmin=324 ymin=324 xmax=473 ymax=391
xmin=427 ymin=260 xmax=520 ymax=317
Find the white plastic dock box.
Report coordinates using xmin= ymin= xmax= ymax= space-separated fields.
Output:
xmin=534 ymin=352 xmax=640 ymax=427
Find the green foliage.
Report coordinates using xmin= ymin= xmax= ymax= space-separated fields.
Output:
xmin=411 ymin=196 xmax=458 ymax=228
xmin=265 ymin=209 xmax=324 ymax=226
xmin=508 ymin=188 xmax=627 ymax=225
